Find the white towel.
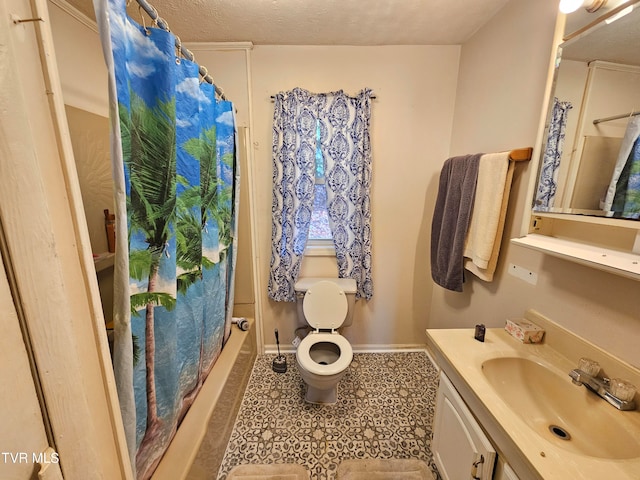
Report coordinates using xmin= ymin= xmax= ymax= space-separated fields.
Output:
xmin=464 ymin=152 xmax=512 ymax=280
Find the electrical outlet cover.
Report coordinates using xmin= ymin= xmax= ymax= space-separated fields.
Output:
xmin=508 ymin=263 xmax=538 ymax=285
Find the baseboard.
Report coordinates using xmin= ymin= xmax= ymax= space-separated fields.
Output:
xmin=265 ymin=344 xmax=429 ymax=355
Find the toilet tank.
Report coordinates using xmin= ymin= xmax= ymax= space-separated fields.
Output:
xmin=294 ymin=277 xmax=357 ymax=328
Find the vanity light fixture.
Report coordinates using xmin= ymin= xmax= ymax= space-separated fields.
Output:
xmin=559 ymin=0 xmax=608 ymax=13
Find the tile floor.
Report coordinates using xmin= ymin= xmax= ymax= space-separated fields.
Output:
xmin=214 ymin=351 xmax=442 ymax=480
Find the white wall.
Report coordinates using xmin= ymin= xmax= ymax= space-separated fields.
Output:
xmin=251 ymin=45 xmax=461 ymax=350
xmin=5 ymin=0 xmax=131 ymax=475
xmin=184 ymin=44 xmax=252 ymax=128
xmin=49 ymin=1 xmax=108 ymax=116
xmin=431 ymin=0 xmax=640 ymax=369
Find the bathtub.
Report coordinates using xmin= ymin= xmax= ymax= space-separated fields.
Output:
xmin=151 ymin=318 xmax=257 ymax=480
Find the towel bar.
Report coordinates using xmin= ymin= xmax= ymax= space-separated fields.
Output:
xmin=508 ymin=147 xmax=533 ymax=162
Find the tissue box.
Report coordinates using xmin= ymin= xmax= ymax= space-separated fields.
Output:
xmin=505 ymin=318 xmax=545 ymax=344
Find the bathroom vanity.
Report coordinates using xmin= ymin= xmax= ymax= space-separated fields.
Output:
xmin=426 ymin=310 xmax=640 ymax=480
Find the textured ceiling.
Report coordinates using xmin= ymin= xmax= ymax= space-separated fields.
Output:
xmin=63 ymin=0 xmax=513 ymax=45
xmin=562 ymin=5 xmax=640 ymax=65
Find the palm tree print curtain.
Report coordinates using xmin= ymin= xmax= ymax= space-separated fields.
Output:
xmin=268 ymin=88 xmax=373 ymax=301
xmin=603 ymin=116 xmax=640 ymax=217
xmin=94 ymin=1 xmax=239 ymax=478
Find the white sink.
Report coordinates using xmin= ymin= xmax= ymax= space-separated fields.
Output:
xmin=481 ymin=357 xmax=640 ymax=459
xmin=427 ymin=310 xmax=640 ymax=479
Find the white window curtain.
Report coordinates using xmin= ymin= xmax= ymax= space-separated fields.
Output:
xmin=268 ymin=88 xmax=374 ymax=301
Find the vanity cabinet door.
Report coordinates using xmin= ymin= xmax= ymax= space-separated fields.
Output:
xmin=494 ymin=462 xmax=520 ymax=480
xmin=432 ymin=372 xmax=496 ymax=480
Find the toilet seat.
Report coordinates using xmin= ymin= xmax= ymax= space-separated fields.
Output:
xmin=303 ymin=280 xmax=348 ymax=330
xmin=297 ymin=333 xmax=353 ymax=376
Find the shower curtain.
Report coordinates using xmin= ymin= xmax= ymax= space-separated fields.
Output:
xmin=620 ymin=136 xmax=640 ymax=218
xmin=94 ymin=1 xmax=239 ymax=478
xmin=602 ymin=116 xmax=640 ymax=217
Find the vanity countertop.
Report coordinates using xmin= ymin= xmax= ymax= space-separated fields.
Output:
xmin=426 ymin=312 xmax=640 ymax=480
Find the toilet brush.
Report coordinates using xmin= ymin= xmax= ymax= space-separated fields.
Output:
xmin=272 ymin=329 xmax=287 ymax=373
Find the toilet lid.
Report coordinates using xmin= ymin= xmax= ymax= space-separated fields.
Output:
xmin=303 ymin=280 xmax=348 ymax=330
xmin=296 ymin=333 xmax=353 ymax=376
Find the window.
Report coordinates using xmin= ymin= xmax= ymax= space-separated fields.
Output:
xmin=308 ymin=123 xmax=332 ymax=243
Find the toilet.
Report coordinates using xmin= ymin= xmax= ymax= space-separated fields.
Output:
xmin=294 ymin=278 xmax=357 ymax=404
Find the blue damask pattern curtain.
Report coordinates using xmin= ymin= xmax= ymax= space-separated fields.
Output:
xmin=268 ymin=88 xmax=318 ymax=301
xmin=268 ymin=88 xmax=374 ymax=301
xmin=319 ymin=90 xmax=374 ymax=300
xmin=535 ymin=97 xmax=573 ymax=209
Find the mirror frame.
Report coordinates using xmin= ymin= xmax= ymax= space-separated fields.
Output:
xmin=516 ymin=2 xmax=640 ymax=281
xmin=531 ymin=0 xmax=640 ymax=220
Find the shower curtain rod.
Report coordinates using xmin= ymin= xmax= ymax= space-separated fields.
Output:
xmin=133 ymin=0 xmax=227 ymax=100
xmin=593 ymin=110 xmax=640 ymax=125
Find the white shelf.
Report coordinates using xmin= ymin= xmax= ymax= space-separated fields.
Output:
xmin=511 ymin=234 xmax=640 ymax=281
xmin=93 ymin=252 xmax=115 ymax=273
xmin=532 ymin=211 xmax=640 ymax=231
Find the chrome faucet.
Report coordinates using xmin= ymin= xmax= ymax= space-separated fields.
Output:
xmin=569 ymin=368 xmax=636 ymax=411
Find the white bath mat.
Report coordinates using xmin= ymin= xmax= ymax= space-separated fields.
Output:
xmin=226 ymin=463 xmax=309 ymax=479
xmin=336 ymin=459 xmax=434 ymax=480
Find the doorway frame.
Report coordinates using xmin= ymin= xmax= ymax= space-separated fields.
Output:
xmin=0 ymin=0 xmax=132 ymax=477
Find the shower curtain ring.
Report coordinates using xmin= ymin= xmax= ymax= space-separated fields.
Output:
xmin=149 ymin=5 xmax=160 ymax=26
xmin=156 ymin=15 xmax=169 ymax=31
xmin=175 ymin=36 xmax=182 ymax=64
xmin=199 ymin=65 xmax=208 ymax=84
xmin=138 ymin=6 xmax=150 ymax=35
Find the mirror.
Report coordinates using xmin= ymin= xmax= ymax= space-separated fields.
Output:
xmin=533 ymin=2 xmax=640 ymax=219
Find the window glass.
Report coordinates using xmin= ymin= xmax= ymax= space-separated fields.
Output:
xmin=315 ymin=126 xmax=324 ymax=178
xmin=309 ymin=184 xmax=331 ymax=240
xmin=308 ymin=123 xmax=332 ymax=241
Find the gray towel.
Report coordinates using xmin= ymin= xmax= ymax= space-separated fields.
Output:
xmin=431 ymin=154 xmax=482 ymax=292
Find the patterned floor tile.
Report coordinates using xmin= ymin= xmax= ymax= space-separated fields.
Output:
xmin=216 ymin=352 xmax=441 ymax=480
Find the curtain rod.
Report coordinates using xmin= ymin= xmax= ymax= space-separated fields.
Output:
xmin=593 ymin=111 xmax=640 ymax=125
xmin=270 ymin=93 xmax=377 ymax=101
xmin=133 ymin=0 xmax=227 ymax=100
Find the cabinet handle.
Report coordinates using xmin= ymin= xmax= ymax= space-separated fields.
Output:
xmin=471 ymin=453 xmax=484 ymax=479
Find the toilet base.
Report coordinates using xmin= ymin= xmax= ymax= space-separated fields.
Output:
xmin=304 ymin=384 xmax=338 ymax=404
xmin=296 ymin=349 xmax=350 ymax=405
